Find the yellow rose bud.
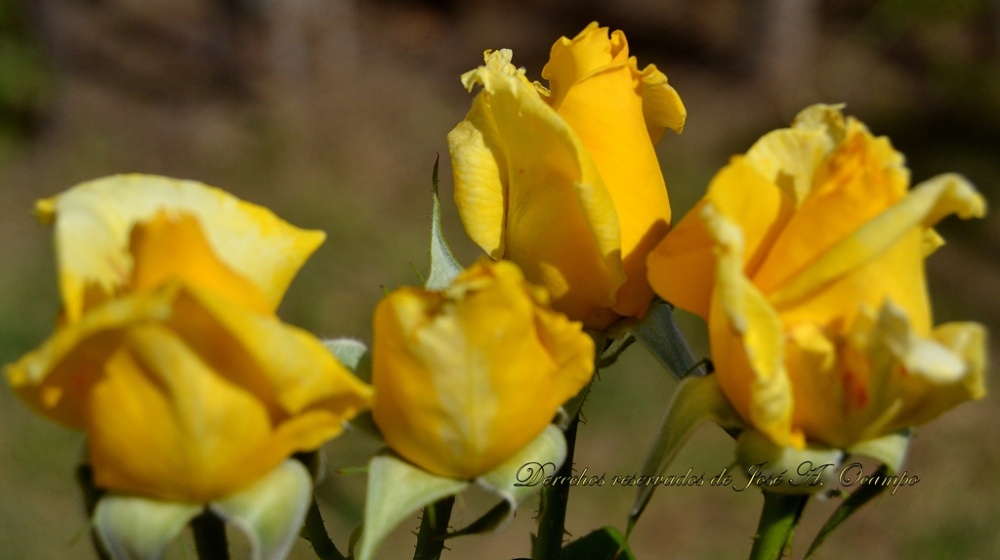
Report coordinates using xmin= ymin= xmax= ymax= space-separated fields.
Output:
xmin=372 ymin=259 xmax=594 ymax=479
xmin=648 ymin=105 xmax=987 ymax=450
xmin=6 ymin=175 xmax=374 ymax=502
xmin=448 ymin=22 xmax=686 ymax=330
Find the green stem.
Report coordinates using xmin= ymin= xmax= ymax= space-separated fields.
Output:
xmin=191 ymin=510 xmax=230 ymax=560
xmin=748 ymin=492 xmax=808 ymax=560
xmin=303 ymin=497 xmax=347 ymax=560
xmin=413 ymin=496 xmax=456 ymax=560
xmin=532 ymin=413 xmax=580 ymax=560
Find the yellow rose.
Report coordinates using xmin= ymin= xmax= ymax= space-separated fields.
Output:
xmin=648 ymin=105 xmax=987 ymax=450
xmin=448 ymin=22 xmax=686 ymax=330
xmin=6 ymin=175 xmax=374 ymax=503
xmin=371 ymin=259 xmax=594 ymax=479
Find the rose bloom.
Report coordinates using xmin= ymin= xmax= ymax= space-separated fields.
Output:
xmin=648 ymin=105 xmax=987 ymax=450
xmin=6 ymin=175 xmax=373 ymax=502
xmin=448 ymin=22 xmax=686 ymax=330
xmin=371 ymin=259 xmax=594 ymax=479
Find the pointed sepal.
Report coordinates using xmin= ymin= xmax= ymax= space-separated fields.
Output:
xmin=211 ymin=459 xmax=313 ymax=560
xmin=734 ymin=430 xmax=845 ymax=495
xmin=629 ymin=375 xmax=743 ymax=531
xmin=804 ymin=430 xmax=911 ymax=558
xmin=93 ymin=495 xmax=201 ymax=560
xmin=323 ymin=338 xmax=381 ymax=439
xmin=356 ymin=451 xmax=469 ymax=560
xmin=628 ymin=299 xmax=710 ymax=379
xmin=426 ymin=156 xmax=463 ymax=290
xmin=477 ymin=424 xmax=568 ymax=517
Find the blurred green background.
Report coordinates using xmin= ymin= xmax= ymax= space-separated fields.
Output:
xmin=1 ymin=0 xmax=998 ymax=558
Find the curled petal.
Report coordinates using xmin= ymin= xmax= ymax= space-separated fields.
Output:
xmin=37 ymin=175 xmax=325 ymax=321
xmin=703 ymin=204 xmax=797 ymax=447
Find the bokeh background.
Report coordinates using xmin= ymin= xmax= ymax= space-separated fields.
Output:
xmin=1 ymin=0 xmax=998 ymax=558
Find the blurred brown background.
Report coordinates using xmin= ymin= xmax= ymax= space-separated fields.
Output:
xmin=1 ymin=0 xmax=998 ymax=558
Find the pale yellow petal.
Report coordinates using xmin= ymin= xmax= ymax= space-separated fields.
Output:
xmin=743 ymin=127 xmax=837 ymax=208
xmin=454 ymin=54 xmax=624 ymax=325
xmin=704 ymin=204 xmax=795 ymax=446
xmin=447 ymin=93 xmax=506 ymax=258
xmin=883 ymin=314 xmax=987 ymax=431
xmin=39 ymin=175 xmax=325 ymax=320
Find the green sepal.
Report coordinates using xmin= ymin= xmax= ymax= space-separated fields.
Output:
xmin=356 ymin=451 xmax=469 ymax=560
xmin=477 ymin=424 xmax=568 ymax=517
xmin=443 ymin=500 xmax=510 ymax=540
xmin=562 ymin=526 xmax=635 ymax=560
xmin=211 ymin=459 xmax=314 ymax=560
xmin=629 ymin=375 xmax=743 ymax=532
xmin=93 ymin=495 xmax=201 ymax=560
xmin=628 ymin=299 xmax=709 ymax=379
xmin=804 ymin=430 xmax=911 ymax=558
xmin=846 ymin=429 xmax=910 ymax=474
xmin=322 ymin=338 xmax=371 ymax=382
xmin=426 ymin=156 xmax=463 ymax=290
xmin=734 ymin=430 xmax=845 ymax=495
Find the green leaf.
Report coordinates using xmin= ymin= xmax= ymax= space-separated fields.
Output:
xmin=629 ymin=375 xmax=743 ymax=532
xmin=804 ymin=431 xmax=911 ymax=558
xmin=477 ymin=424 xmax=568 ymax=515
xmin=93 ymin=495 xmax=201 ymax=560
xmin=211 ymin=459 xmax=313 ymax=560
xmin=562 ymin=527 xmax=635 ymax=560
xmin=356 ymin=451 xmax=469 ymax=560
xmin=426 ymin=156 xmax=463 ymax=290
xmin=628 ymin=299 xmax=709 ymax=379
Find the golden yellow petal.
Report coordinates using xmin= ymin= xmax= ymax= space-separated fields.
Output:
xmin=783 ymin=322 xmax=845 ymax=444
xmin=130 ymin=211 xmax=271 ymax=314
xmin=39 ymin=175 xmax=325 ymax=321
xmin=542 ymin=22 xmax=624 ymax=109
xmin=768 ymin=173 xmax=986 ymax=334
xmin=87 ymin=325 xmax=282 ymax=502
xmin=752 ymin=128 xmax=908 ymax=294
xmin=542 ymin=23 xmax=677 ymax=320
xmin=648 ymin=157 xmax=792 ymax=319
xmin=5 ymin=288 xmax=176 ymax=428
xmin=638 ymin=62 xmax=686 ymax=141
xmin=372 ymin=260 xmax=592 ymax=479
xmin=165 ymin=284 xmax=373 ymax=420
